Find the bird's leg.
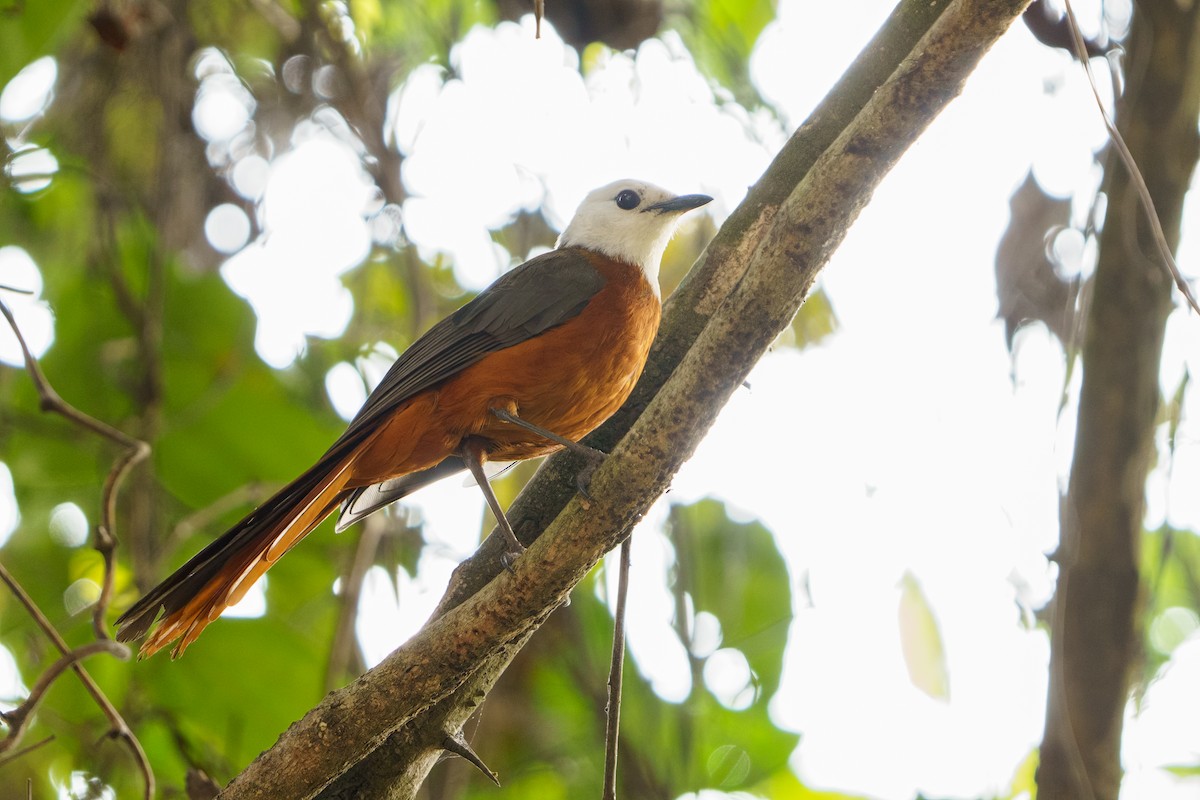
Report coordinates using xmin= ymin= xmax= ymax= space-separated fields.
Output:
xmin=489 ymin=406 xmax=607 ymax=501
xmin=460 ymin=437 xmax=526 ymax=563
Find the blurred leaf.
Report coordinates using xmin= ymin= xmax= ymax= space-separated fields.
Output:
xmin=367 ymin=0 xmax=493 ymax=63
xmin=626 ymin=499 xmax=795 ymax=791
xmin=1164 ymin=763 xmax=1200 ymax=777
xmin=1142 ymin=526 xmax=1200 ymax=612
xmin=673 ymin=499 xmax=792 ymax=698
xmin=190 ymin=0 xmax=284 ymax=61
xmin=661 ymin=213 xmax=718 ymax=299
xmin=775 ymin=287 xmax=838 ymax=350
xmin=673 ymin=0 xmax=773 ymax=107
xmin=1162 ymin=368 xmax=1190 ymax=452
xmin=1139 ymin=525 xmax=1200 ymax=692
xmin=1003 ymin=748 xmax=1038 ymax=800
xmin=351 ymin=0 xmax=385 ymax=43
xmin=898 ymin=570 xmax=950 ymax=701
xmin=0 ymin=0 xmax=87 ymax=86
xmin=754 ymin=766 xmax=875 ymax=799
xmin=994 ymin=171 xmax=1079 ymax=350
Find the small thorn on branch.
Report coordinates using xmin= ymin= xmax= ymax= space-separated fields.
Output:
xmin=442 ymin=732 xmax=500 ymax=786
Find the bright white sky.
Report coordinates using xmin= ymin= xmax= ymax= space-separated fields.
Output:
xmin=2 ymin=1 xmax=1200 ymax=798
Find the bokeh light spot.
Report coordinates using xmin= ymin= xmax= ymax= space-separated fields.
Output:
xmin=63 ymin=577 xmax=101 ymax=616
xmin=205 ymin=203 xmax=252 ymax=254
xmin=326 ymin=361 xmax=367 ymax=421
xmin=0 ymin=56 xmax=57 ymax=123
xmin=6 ymin=146 xmax=58 ymax=193
xmin=0 ymin=245 xmax=54 ymax=366
xmin=55 ymin=771 xmax=115 ymax=800
xmin=193 ymin=79 xmax=255 ymax=142
xmin=232 ymin=154 xmax=270 ymax=200
xmin=222 ymin=575 xmax=267 ymax=618
xmin=0 ymin=463 xmax=18 ymax=548
xmin=1150 ymin=607 xmax=1200 ymax=656
xmin=49 ymin=502 xmax=89 ymax=548
xmin=690 ymin=610 xmax=723 ymax=658
xmin=0 ymin=643 xmax=26 ymax=709
xmin=704 ymin=647 xmax=756 ymax=711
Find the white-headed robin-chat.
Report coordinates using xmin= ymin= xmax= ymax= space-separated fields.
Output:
xmin=115 ymin=179 xmax=712 ymax=657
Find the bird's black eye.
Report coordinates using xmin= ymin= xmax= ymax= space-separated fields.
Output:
xmin=615 ymin=189 xmax=641 ymax=210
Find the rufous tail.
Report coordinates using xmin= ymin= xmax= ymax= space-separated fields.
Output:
xmin=115 ymin=451 xmax=356 ymax=658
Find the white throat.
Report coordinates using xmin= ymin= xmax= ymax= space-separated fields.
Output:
xmin=556 ymin=179 xmax=705 ymax=298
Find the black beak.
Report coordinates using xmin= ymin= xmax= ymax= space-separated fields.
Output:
xmin=644 ymin=193 xmax=713 ymax=214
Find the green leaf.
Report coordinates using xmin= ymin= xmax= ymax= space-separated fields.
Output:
xmin=1003 ymin=748 xmax=1039 ymax=800
xmin=1164 ymin=762 xmax=1200 ymax=778
xmin=776 ymin=287 xmax=839 ymax=350
xmin=671 ymin=499 xmax=792 ymax=699
xmin=1139 ymin=525 xmax=1200 ymax=695
xmin=366 ymin=0 xmax=493 ymax=64
xmin=671 ymin=0 xmax=775 ymax=107
xmin=898 ymin=570 xmax=950 ymax=701
xmin=750 ymin=767 xmax=879 ymax=799
xmin=0 ymin=0 xmax=87 ymax=87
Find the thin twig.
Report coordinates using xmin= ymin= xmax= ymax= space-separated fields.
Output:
xmin=0 ymin=734 xmax=54 ymax=769
xmin=1062 ymin=0 xmax=1200 ymax=316
xmin=164 ymin=481 xmax=275 ymax=564
xmin=1 ymin=640 xmax=129 ymax=748
xmin=0 ymin=562 xmax=155 ymax=798
xmin=0 ymin=284 xmax=34 ymax=295
xmin=602 ymin=536 xmax=632 ymax=800
xmin=0 ymin=297 xmax=151 ymax=638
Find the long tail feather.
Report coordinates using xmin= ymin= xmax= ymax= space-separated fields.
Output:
xmin=116 ymin=452 xmax=355 ymax=658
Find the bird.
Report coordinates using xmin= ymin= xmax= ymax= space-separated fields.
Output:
xmin=115 ymin=179 xmax=712 ymax=658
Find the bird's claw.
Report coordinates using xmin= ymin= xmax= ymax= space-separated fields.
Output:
xmin=499 ymin=529 xmax=525 ymax=573
xmin=574 ymin=450 xmax=606 ymax=507
xmin=575 ymin=464 xmax=596 ymax=505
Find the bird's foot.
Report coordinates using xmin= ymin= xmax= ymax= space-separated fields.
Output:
xmin=498 ymin=523 xmax=526 ymax=573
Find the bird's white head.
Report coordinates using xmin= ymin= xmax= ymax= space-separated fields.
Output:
xmin=557 ymin=179 xmax=712 ymax=294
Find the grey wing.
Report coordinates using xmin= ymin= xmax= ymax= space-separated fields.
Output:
xmin=340 ymin=247 xmax=605 ymax=442
xmin=329 ymin=247 xmax=605 ymax=530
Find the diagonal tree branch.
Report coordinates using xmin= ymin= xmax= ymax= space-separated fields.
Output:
xmin=318 ymin=0 xmax=958 ymax=794
xmin=218 ymin=1 xmax=1033 ymax=798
